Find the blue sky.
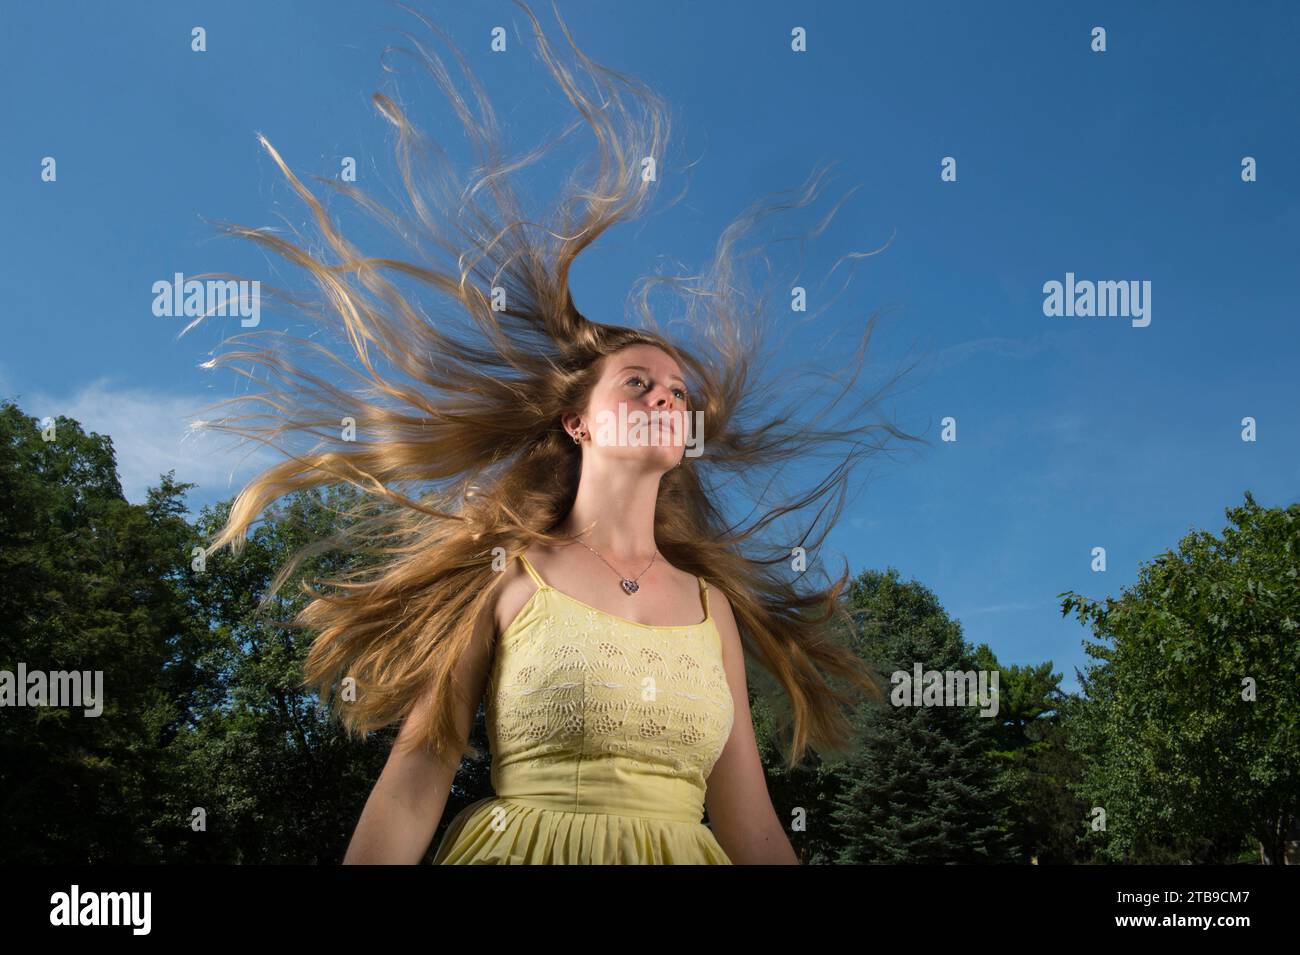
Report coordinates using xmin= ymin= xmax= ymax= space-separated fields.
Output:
xmin=2 ymin=0 xmax=1297 ymax=695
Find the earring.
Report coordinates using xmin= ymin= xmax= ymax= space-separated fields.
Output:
xmin=572 ymin=430 xmax=584 ymax=444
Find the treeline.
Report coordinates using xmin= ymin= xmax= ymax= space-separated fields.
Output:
xmin=1 ymin=398 xmax=1294 ymax=863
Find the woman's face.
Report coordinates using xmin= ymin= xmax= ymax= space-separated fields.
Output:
xmin=566 ymin=344 xmax=691 ymax=471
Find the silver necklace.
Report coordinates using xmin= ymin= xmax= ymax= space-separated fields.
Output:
xmin=574 ymin=539 xmax=658 ymax=595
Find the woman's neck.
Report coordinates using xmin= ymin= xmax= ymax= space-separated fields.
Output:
xmin=555 ymin=464 xmax=662 ymax=563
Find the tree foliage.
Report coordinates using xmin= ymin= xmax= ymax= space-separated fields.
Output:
xmin=3 ymin=398 xmax=1291 ymax=864
xmin=1061 ymin=492 xmax=1299 ymax=863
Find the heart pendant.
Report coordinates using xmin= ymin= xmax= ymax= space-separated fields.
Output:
xmin=620 ymin=578 xmax=639 ymax=595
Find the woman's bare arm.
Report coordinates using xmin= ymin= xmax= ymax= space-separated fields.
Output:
xmin=704 ymin=588 xmax=801 ymax=864
xmin=342 ymin=599 xmax=496 ymax=864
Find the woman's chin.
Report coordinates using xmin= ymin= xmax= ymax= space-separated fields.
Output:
xmin=644 ymin=448 xmax=683 ymax=472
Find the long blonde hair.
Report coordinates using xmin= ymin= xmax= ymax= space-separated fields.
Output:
xmin=193 ymin=0 xmax=925 ymax=770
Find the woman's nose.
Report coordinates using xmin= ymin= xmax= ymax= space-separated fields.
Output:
xmin=650 ymin=385 xmax=675 ymax=409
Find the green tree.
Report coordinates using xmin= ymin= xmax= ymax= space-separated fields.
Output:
xmin=174 ymin=486 xmax=400 ymax=863
xmin=0 ymin=400 xmax=205 ymax=862
xmin=969 ymin=646 xmax=1095 ymax=863
xmin=824 ymin=568 xmax=1018 ymax=863
xmin=174 ymin=483 xmax=495 ymax=863
xmin=1061 ymin=491 xmax=1300 ymax=863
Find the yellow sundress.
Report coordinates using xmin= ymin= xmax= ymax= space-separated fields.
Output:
xmin=432 ymin=554 xmax=735 ymax=864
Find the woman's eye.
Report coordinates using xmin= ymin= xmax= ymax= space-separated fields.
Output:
xmin=624 ymin=376 xmax=688 ymax=401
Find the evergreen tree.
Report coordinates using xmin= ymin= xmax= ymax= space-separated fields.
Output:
xmin=828 ymin=568 xmax=1018 ymax=863
xmin=971 ymin=647 xmax=1092 ymax=864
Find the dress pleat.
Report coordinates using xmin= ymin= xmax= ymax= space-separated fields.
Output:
xmin=433 ymin=797 xmax=732 ymax=865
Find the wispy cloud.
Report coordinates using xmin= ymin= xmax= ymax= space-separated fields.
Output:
xmin=957 ymin=600 xmax=1045 ymax=617
xmin=931 ymin=331 xmax=1069 ymax=373
xmin=12 ymin=378 xmax=277 ymax=510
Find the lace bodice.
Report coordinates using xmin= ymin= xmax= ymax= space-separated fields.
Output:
xmin=483 ymin=555 xmax=735 ymax=823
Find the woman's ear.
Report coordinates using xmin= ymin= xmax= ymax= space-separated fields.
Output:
xmin=560 ymin=412 xmax=584 ymax=437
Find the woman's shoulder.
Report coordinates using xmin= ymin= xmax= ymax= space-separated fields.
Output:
xmin=490 ymin=548 xmax=547 ymax=639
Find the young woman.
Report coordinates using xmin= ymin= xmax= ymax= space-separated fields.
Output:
xmin=196 ymin=1 xmax=916 ymax=864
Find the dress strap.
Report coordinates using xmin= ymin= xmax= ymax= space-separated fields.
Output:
xmin=518 ymin=554 xmax=548 ymax=589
